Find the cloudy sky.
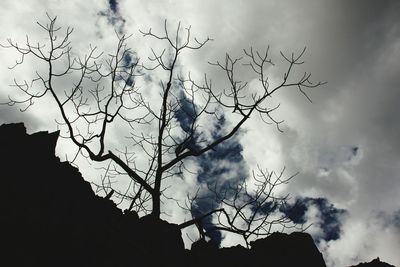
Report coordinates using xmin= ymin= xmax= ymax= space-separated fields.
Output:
xmin=1 ymin=1 xmax=400 ymax=266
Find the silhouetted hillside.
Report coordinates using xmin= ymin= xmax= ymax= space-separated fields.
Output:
xmin=188 ymin=231 xmax=327 ymax=267
xmin=0 ymin=123 xmax=183 ymax=266
xmin=349 ymin=258 xmax=396 ymax=267
xmin=0 ymin=123 xmax=395 ymax=267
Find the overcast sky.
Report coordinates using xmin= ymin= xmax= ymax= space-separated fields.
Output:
xmin=0 ymin=1 xmax=399 ymax=267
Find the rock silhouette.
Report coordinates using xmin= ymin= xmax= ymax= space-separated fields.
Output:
xmin=349 ymin=258 xmax=396 ymax=267
xmin=188 ymin=232 xmax=327 ymax=267
xmin=0 ymin=123 xmax=395 ymax=267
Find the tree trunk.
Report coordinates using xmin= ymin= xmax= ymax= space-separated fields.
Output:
xmin=152 ymin=191 xmax=161 ymax=218
xmin=152 ymin=171 xmax=162 ymax=218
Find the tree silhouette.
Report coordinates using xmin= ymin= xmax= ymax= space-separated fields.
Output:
xmin=2 ymin=14 xmax=324 ymax=243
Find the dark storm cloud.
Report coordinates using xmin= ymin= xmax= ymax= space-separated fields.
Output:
xmin=248 ymin=196 xmax=346 ymax=243
xmin=193 ymin=131 xmax=248 ymax=245
xmin=174 ymin=90 xmax=198 ymax=135
xmin=283 ymin=197 xmax=347 ymax=242
xmin=174 ymin=92 xmax=248 ymax=245
xmin=108 ymin=0 xmax=118 ymax=13
xmin=98 ymin=0 xmax=138 ymax=86
xmin=98 ymin=0 xmax=126 ymax=35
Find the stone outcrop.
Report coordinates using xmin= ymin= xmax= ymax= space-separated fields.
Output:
xmin=188 ymin=232 xmax=326 ymax=267
xmin=0 ymin=123 xmax=184 ymax=266
xmin=349 ymin=257 xmax=396 ymax=267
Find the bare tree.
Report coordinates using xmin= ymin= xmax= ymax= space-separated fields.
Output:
xmin=1 ymin=14 xmax=324 ymax=238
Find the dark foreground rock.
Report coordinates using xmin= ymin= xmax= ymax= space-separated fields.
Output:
xmin=0 ymin=123 xmax=184 ymax=267
xmin=0 ymin=123 xmax=395 ymax=267
xmin=188 ymin=232 xmax=327 ymax=267
xmin=349 ymin=257 xmax=396 ymax=267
